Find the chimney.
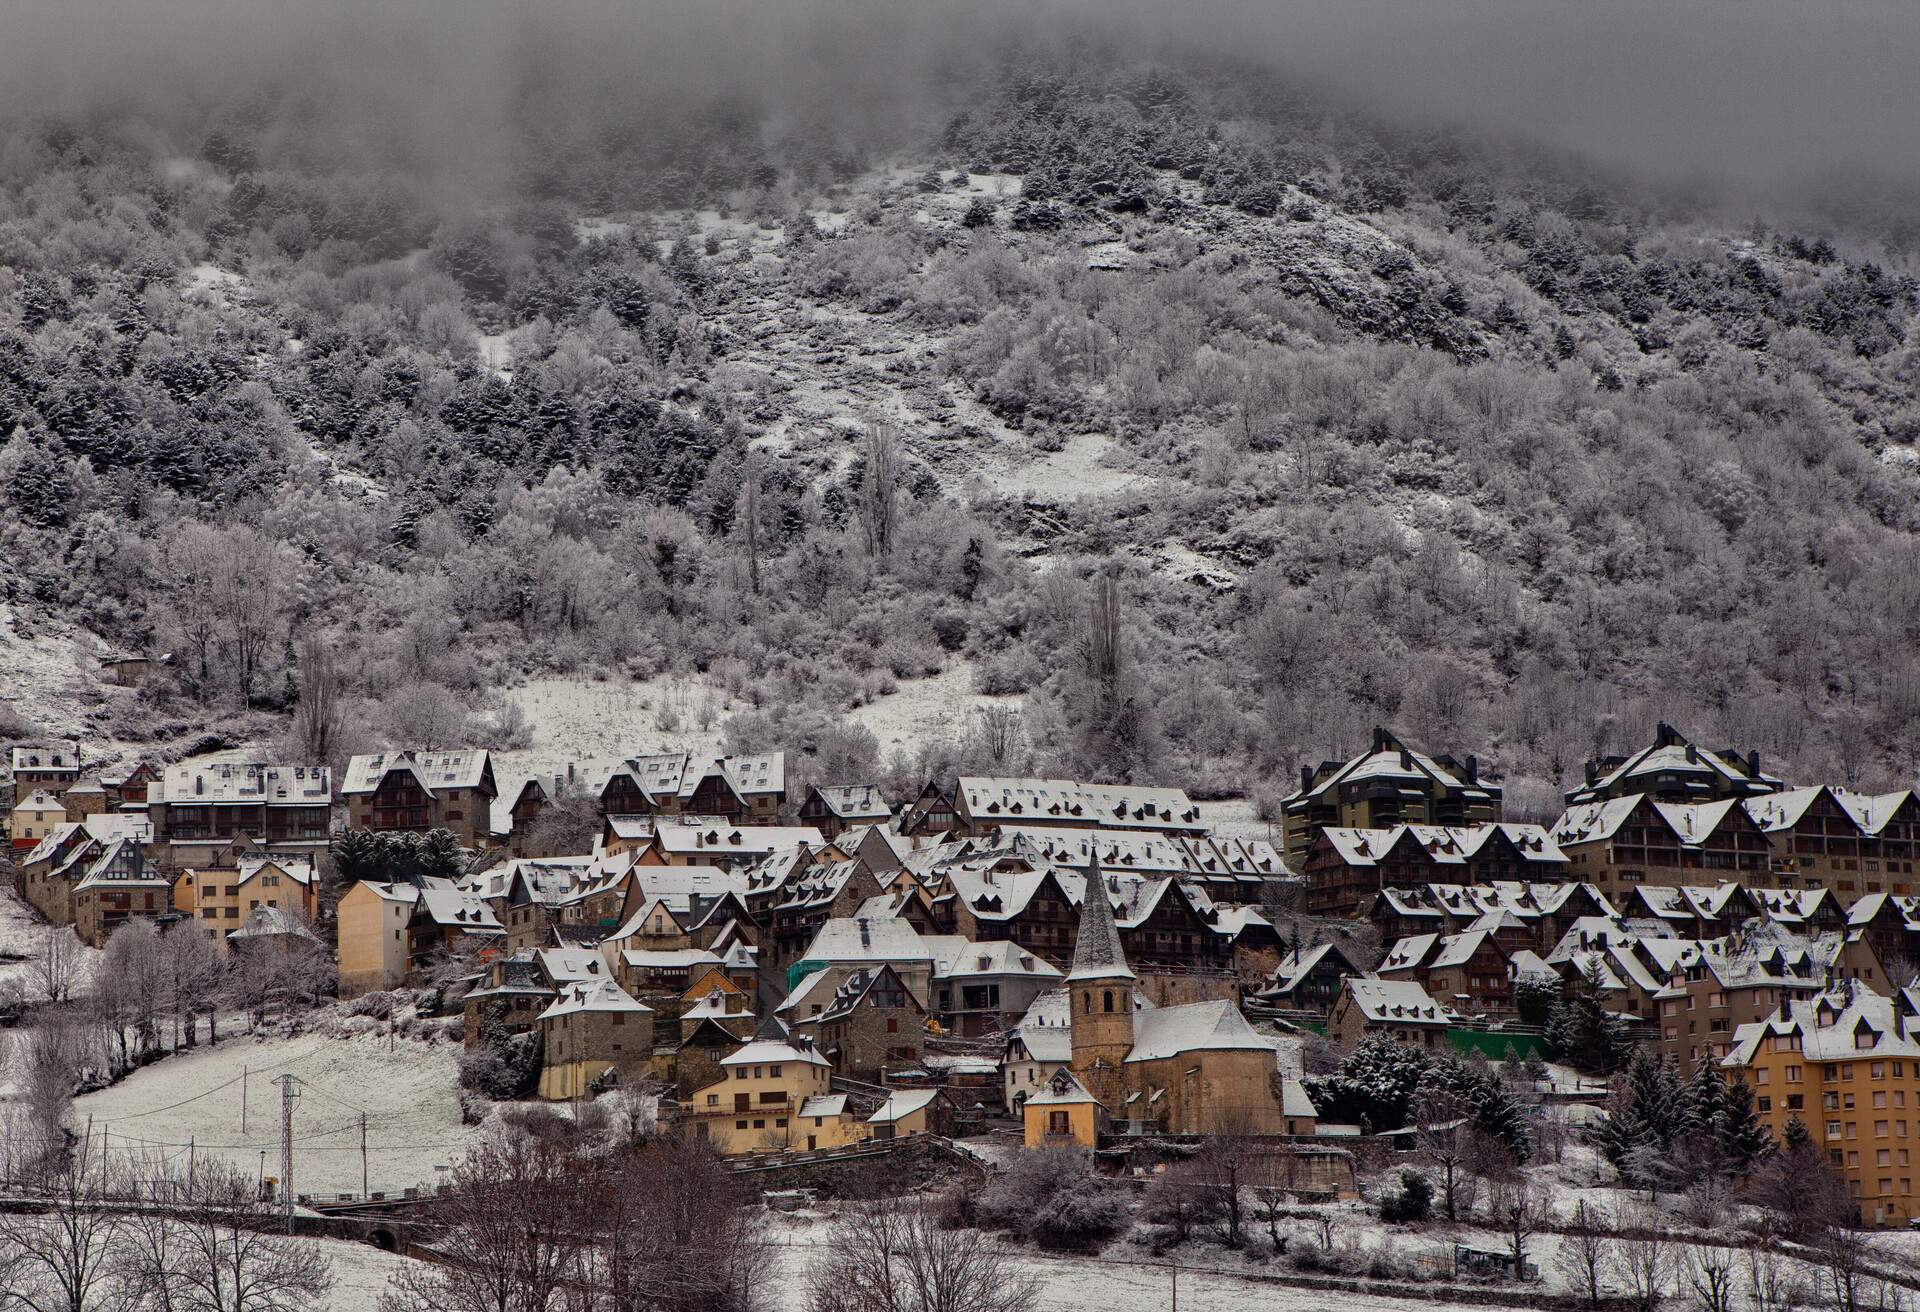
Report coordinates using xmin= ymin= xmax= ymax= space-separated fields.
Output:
xmin=1373 ymin=726 xmax=1389 ymax=752
xmin=1400 ymin=747 xmax=1413 ymax=771
xmin=1685 ymin=743 xmax=1698 ymax=764
xmin=1300 ymin=765 xmax=1313 ymax=793
xmin=1584 ymin=760 xmax=1597 ymax=786
xmin=1748 ymin=751 xmax=1761 ymax=779
xmin=1465 ymin=755 xmax=1478 ymax=783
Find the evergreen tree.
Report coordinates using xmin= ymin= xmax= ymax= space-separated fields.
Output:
xmin=1604 ymin=1049 xmax=1685 ymax=1174
xmin=1782 ymin=1114 xmax=1813 ymax=1152
xmin=1547 ymin=959 xmax=1629 ymax=1074
xmin=1470 ymin=1078 xmax=1533 ymax=1162
xmin=1682 ymin=1059 xmax=1729 ymax=1138
xmin=415 ymin=829 xmax=467 ymax=881
xmin=1719 ymin=1073 xmax=1773 ymax=1175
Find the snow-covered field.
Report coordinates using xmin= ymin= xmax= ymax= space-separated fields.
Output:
xmin=69 ymin=1023 xmax=477 ymax=1198
xmin=314 ymin=1238 xmax=414 ymax=1312
xmin=0 ymin=884 xmax=100 ymax=1000
xmin=761 ymin=1211 xmax=1499 ymax=1312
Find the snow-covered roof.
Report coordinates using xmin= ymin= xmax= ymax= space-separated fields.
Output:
xmin=649 ymin=818 xmax=823 ymax=858
xmin=342 ymin=749 xmax=493 ymax=798
xmin=228 ymin=906 xmax=321 ymax=943
xmin=601 ymin=751 xmax=786 ymax=806
xmin=1340 ymin=978 xmax=1456 ymax=1026
xmin=237 ymin=855 xmax=315 ymax=887
xmin=935 ymin=939 xmax=1061 ymax=981
xmin=12 ymin=789 xmax=64 ymax=813
xmin=798 ymin=916 xmax=936 ymax=966
xmin=1025 ymin=1069 xmax=1101 ymax=1107
xmin=414 ymin=880 xmax=503 ymax=933
xmin=155 ymin=762 xmax=332 ymax=805
xmin=621 ymin=948 xmax=723 ymax=970
xmin=809 ymin=784 xmax=891 ymax=820
xmin=536 ymin=947 xmax=608 ymax=983
xmin=956 ymin=776 xmax=1203 ymax=833
xmin=1725 ymin=988 xmax=1920 ymax=1067
xmin=1126 ymin=999 xmax=1273 ymax=1063
xmin=798 ymin=1094 xmax=849 ymax=1118
xmin=868 ymin=1089 xmax=940 ymax=1124
xmin=539 ymin=979 xmax=651 ymax=1020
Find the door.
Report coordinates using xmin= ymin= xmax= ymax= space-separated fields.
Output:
xmin=735 ymin=1093 xmax=750 ymax=1112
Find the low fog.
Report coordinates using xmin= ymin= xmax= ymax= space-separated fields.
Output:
xmin=5 ymin=0 xmax=1919 ymax=207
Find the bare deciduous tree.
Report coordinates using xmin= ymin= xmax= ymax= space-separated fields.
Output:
xmin=1487 ymin=1178 xmax=1546 ymax=1282
xmin=1415 ymin=1089 xmax=1473 ymax=1221
xmin=1681 ymin=1242 xmax=1739 ymax=1312
xmin=807 ymin=1198 xmax=1039 ymax=1312
xmin=35 ymin=926 xmax=82 ymax=1004
xmin=1617 ymin=1212 xmax=1675 ymax=1312
xmin=291 ymin=630 xmax=347 ymax=771
xmin=0 ymin=1145 xmax=127 ymax=1312
xmin=1553 ymin=1198 xmax=1614 ymax=1308
xmin=858 ymin=425 xmax=901 ymax=560
xmin=117 ymin=1161 xmax=334 ymax=1312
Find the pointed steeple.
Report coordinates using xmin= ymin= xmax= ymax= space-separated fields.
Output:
xmin=1067 ymin=856 xmax=1134 ymax=983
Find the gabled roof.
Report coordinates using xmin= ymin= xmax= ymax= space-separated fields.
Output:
xmin=229 ymin=906 xmax=322 ymax=943
xmin=1339 ymin=978 xmax=1456 ymax=1026
xmin=1025 ymin=1068 xmax=1102 ymax=1108
xmin=819 ymin=964 xmax=923 ymax=1023
xmin=539 ymin=978 xmax=651 ymax=1020
xmin=536 ymin=947 xmax=607 ymax=984
xmin=868 ymin=1088 xmax=940 ymax=1124
xmin=649 ymin=818 xmax=823 ymax=859
xmin=1264 ymin=941 xmax=1360 ymax=995
xmin=809 ymin=784 xmax=891 ymax=821
xmin=414 ymin=880 xmax=504 ymax=933
xmin=798 ymin=916 xmax=936 ymax=966
xmin=935 ymin=939 xmax=1061 ymax=981
xmin=723 ymin=1013 xmax=830 ymax=1068
xmin=342 ymin=749 xmax=493 ymax=798
xmin=601 ymin=751 xmax=786 ymax=806
xmin=1725 ymin=987 xmax=1920 ymax=1067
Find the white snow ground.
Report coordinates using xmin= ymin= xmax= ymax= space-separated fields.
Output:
xmin=69 ymin=1024 xmax=477 ymax=1198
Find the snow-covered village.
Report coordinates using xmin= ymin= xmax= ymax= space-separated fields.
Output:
xmin=5 ymin=1 xmax=1920 ymax=1309
xmin=7 ymin=728 xmax=1920 ymax=1310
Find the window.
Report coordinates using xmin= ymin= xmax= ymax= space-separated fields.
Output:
xmin=735 ymin=1120 xmax=747 ymax=1130
xmin=770 ymin=1065 xmax=782 ymax=1078
xmin=886 ymin=1018 xmax=898 ymax=1034
xmin=752 ymin=1119 xmax=765 ymax=1130
xmin=1758 ymin=1097 xmax=1772 ymax=1113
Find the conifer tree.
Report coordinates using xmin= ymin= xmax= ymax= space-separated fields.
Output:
xmin=1719 ymin=1073 xmax=1773 ymax=1176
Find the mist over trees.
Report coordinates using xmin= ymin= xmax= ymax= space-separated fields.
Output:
xmin=0 ymin=32 xmax=1914 ymax=807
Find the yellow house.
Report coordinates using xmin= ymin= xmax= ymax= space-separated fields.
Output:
xmin=9 ymin=790 xmax=67 ymax=850
xmin=1725 ymin=988 xmax=1920 ymax=1227
xmin=336 ymin=880 xmax=421 ymax=997
xmin=1022 ymin=1068 xmax=1103 ymax=1149
xmin=174 ymin=854 xmax=319 ymax=954
xmin=682 ymin=1018 xmax=868 ymax=1154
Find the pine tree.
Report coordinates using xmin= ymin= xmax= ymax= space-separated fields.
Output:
xmin=1682 ymin=1060 xmax=1728 ymax=1138
xmin=1782 ymin=1114 xmax=1813 ymax=1152
xmin=1719 ymin=1074 xmax=1773 ymax=1176
xmin=1470 ymin=1078 xmax=1533 ymax=1162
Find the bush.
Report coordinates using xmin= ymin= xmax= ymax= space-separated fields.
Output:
xmin=458 ymin=1024 xmax=542 ymax=1100
xmin=977 ymin=1149 xmax=1130 ymax=1252
xmin=1378 ymin=1170 xmax=1433 ymax=1223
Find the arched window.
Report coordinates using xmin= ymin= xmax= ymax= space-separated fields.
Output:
xmin=1103 ymin=990 xmax=1114 ymax=1013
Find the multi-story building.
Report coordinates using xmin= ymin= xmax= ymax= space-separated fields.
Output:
xmin=1280 ymin=728 xmax=1501 ymax=867
xmin=537 ymin=979 xmax=654 ymax=1101
xmin=9 ymin=790 xmax=67 ymax=851
xmin=599 ymin=752 xmax=786 ymax=825
xmin=1328 ymin=977 xmax=1459 ymax=1050
xmin=336 ymin=880 xmax=422 ymax=997
xmin=1567 ymin=723 xmax=1783 ymax=808
xmin=1304 ymin=823 xmax=1564 ymax=917
xmin=680 ymin=1018 xmax=866 ymax=1154
xmin=931 ymin=939 xmax=1063 ymax=1038
xmin=172 ymin=849 xmax=319 ymax=954
xmin=342 ymin=750 xmax=499 ymax=848
xmin=9 ymin=744 xmax=81 ymax=799
xmin=147 ymin=763 xmax=333 ymax=870
xmin=813 ymin=964 xmax=926 ymax=1081
xmin=1746 ymin=786 xmax=1920 ymax=898
xmin=797 ymin=784 xmax=892 ymax=838
xmin=1725 ymin=988 xmax=1920 ymax=1227
xmin=1552 ymin=794 xmax=1773 ymax=898
xmin=72 ymin=839 xmax=173 ymax=946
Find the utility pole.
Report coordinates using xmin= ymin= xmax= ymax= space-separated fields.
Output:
xmin=277 ymin=1074 xmax=299 ymax=1234
xmin=242 ymin=1064 xmax=248 ymax=1134
xmin=360 ymin=1112 xmax=369 ymax=1199
xmin=1170 ymin=1255 xmax=1178 ymax=1312
xmin=188 ymin=1136 xmax=195 ymax=1195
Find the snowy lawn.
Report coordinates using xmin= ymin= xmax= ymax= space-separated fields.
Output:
xmin=312 ymin=1238 xmax=415 ymax=1312
xmin=0 ymin=883 xmax=101 ymax=999
xmin=70 ymin=1023 xmax=478 ymax=1199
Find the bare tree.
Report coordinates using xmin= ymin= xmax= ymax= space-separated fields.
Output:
xmin=18 ymin=1013 xmax=91 ymax=1149
xmin=972 ymin=705 xmax=1023 ymax=769
xmin=1742 ymin=1237 xmax=1807 ymax=1312
xmin=806 ymin=1198 xmax=1039 ymax=1312
xmin=1488 ymin=1178 xmax=1546 ymax=1282
xmin=1554 ymin=1198 xmax=1615 ymax=1308
xmin=1681 ymin=1243 xmax=1739 ymax=1312
xmin=858 ymin=425 xmax=901 ymax=560
xmin=158 ymin=922 xmax=226 ymax=1051
xmin=118 ymin=1161 xmax=333 ymax=1312
xmin=1415 ymin=1089 xmax=1473 ymax=1221
xmin=291 ymin=630 xmax=346 ymax=771
xmin=0 ymin=1144 xmax=128 ymax=1312
xmin=1617 ymin=1212 xmax=1675 ymax=1312
xmin=214 ymin=528 xmax=288 ymax=711
xmin=380 ymin=1134 xmax=579 ymax=1312
xmin=739 ymin=448 xmax=763 ymax=596
xmin=35 ymin=926 xmax=82 ymax=1004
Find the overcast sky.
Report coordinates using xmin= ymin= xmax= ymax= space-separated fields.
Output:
xmin=5 ymin=0 xmax=1916 ymax=202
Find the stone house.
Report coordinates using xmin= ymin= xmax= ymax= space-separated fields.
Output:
xmin=72 ymin=839 xmax=173 ymax=946
xmin=798 ymin=784 xmax=892 ymax=838
xmin=10 ymin=744 xmax=81 ymax=800
xmin=1327 ymin=977 xmax=1458 ymax=1051
xmin=1281 ymin=727 xmax=1501 ymax=868
xmin=538 ymin=979 xmax=654 ymax=1100
xmin=815 ymin=964 xmax=927 ymax=1081
xmin=343 ymin=750 xmax=498 ymax=849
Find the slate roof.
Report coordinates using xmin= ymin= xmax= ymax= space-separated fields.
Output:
xmin=1065 ymin=859 xmax=1134 ymax=983
xmin=155 ymin=763 xmax=332 ymax=805
xmin=342 ymin=749 xmax=493 ymax=797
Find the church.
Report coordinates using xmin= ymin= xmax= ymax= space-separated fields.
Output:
xmin=1022 ymin=860 xmax=1316 ymax=1148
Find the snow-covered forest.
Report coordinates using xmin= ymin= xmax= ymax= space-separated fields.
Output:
xmin=3 ymin=14 xmax=1919 ymax=813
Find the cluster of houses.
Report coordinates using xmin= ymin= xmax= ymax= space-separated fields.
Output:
xmin=8 ymin=722 xmax=1920 ymax=1223
xmin=1295 ymin=724 xmax=1920 ymax=914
